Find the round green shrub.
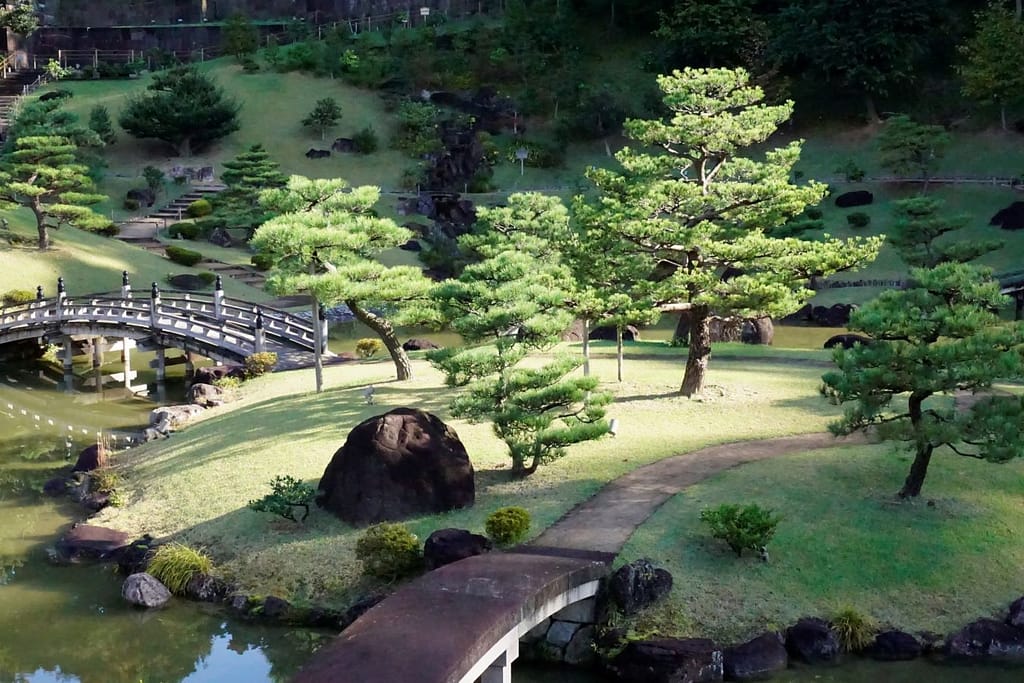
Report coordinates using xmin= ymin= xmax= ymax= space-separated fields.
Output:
xmin=165 ymin=245 xmax=204 ymax=267
xmin=250 ymin=253 xmax=275 ymax=271
xmin=123 ymin=198 xmax=140 ymax=211
xmin=2 ymin=288 xmax=36 ymax=306
xmin=198 ymin=271 xmax=217 ymax=286
xmin=353 ymin=126 xmax=379 ymax=154
xmin=186 ymin=199 xmax=213 ymax=218
xmin=355 ymin=337 xmax=384 ymax=359
xmin=168 ymin=222 xmax=201 ymax=240
xmin=485 ymin=507 xmax=531 ymax=547
xmin=355 ymin=522 xmax=422 ymax=580
xmin=244 ymin=351 xmax=278 ymax=378
xmin=805 ymin=207 xmax=823 ymax=220
xmin=846 ymin=212 xmax=871 ymax=228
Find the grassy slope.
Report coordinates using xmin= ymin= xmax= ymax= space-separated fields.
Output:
xmin=0 ymin=209 xmax=270 ymax=301
xmin=93 ymin=350 xmax=841 ymax=604
xmin=621 ymin=444 xmax=1024 ymax=642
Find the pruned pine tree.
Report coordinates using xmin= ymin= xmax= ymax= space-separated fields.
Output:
xmin=888 ymin=197 xmax=1001 ymax=269
xmin=428 ymin=193 xmax=612 ymax=477
xmin=250 ymin=176 xmax=436 ymax=387
xmin=587 ymin=67 xmax=882 ymax=396
xmin=219 ymin=144 xmax=287 ymax=228
xmin=302 ymin=98 xmax=343 ymax=141
xmin=0 ymin=135 xmax=110 ymax=250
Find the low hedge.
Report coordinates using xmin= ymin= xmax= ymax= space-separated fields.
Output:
xmin=165 ymin=245 xmax=204 ymax=267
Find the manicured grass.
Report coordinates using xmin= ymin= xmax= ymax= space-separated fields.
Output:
xmin=0 ymin=208 xmax=270 ymax=301
xmin=93 ymin=351 xmax=842 ymax=606
xmin=620 ymin=443 xmax=1024 ymax=642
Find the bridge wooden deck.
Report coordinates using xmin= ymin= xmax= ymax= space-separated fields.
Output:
xmin=291 ymin=547 xmax=613 ymax=683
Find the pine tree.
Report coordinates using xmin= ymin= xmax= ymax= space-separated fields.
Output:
xmin=302 ymin=98 xmax=343 ymax=141
xmin=428 ymin=193 xmax=612 ymax=477
xmin=0 ymin=135 xmax=111 ymax=250
xmin=959 ymin=3 xmax=1024 ymax=131
xmin=823 ymin=192 xmax=1024 ymax=498
xmin=118 ymin=66 xmax=240 ymax=157
xmin=877 ymin=116 xmax=949 ymax=190
xmin=219 ymin=144 xmax=287 ymax=228
xmin=250 ymin=176 xmax=436 ymax=386
xmin=88 ymin=105 xmax=117 ymax=145
xmin=587 ymin=67 xmax=881 ymax=396
xmin=222 ymin=13 xmax=259 ymax=60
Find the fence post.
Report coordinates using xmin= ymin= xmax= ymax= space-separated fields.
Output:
xmin=94 ymin=49 xmax=98 ymax=68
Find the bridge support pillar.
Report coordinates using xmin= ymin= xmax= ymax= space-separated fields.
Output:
xmin=184 ymin=352 xmax=195 ymax=384
xmin=92 ymin=336 xmax=104 ymax=394
xmin=62 ymin=335 xmax=74 ymax=392
xmin=121 ymin=338 xmax=132 ymax=390
xmin=154 ymin=346 xmax=166 ymax=400
xmin=481 ymin=643 xmax=516 ymax=683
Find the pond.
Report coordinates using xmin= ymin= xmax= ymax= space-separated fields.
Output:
xmin=1 ymin=331 xmax=1018 ymax=683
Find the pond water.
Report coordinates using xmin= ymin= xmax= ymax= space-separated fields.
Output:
xmin=0 ymin=331 xmax=1017 ymax=683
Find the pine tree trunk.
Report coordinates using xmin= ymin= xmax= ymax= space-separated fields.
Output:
xmin=865 ymin=93 xmax=880 ymax=125
xmin=582 ymin=318 xmax=590 ymax=377
xmin=347 ymin=299 xmax=412 ymax=381
xmin=1002 ymin=104 xmax=1008 ymax=132
xmin=32 ymin=203 xmax=48 ymax=250
xmin=178 ymin=136 xmax=192 ymax=158
xmin=311 ymin=299 xmax=324 ymax=393
xmin=898 ymin=392 xmax=933 ymax=498
xmin=616 ymin=325 xmax=624 ymax=382
xmin=680 ymin=304 xmax=711 ymax=396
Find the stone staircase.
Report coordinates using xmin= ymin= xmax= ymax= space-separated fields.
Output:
xmin=0 ymin=69 xmax=43 ymax=133
xmin=147 ymin=184 xmax=226 ymax=221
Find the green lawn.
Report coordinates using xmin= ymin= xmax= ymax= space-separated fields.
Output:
xmin=620 ymin=443 xmax=1024 ymax=642
xmin=93 ymin=351 xmax=842 ymax=606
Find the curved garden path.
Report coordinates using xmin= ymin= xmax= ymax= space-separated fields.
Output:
xmin=531 ymin=431 xmax=869 ymax=554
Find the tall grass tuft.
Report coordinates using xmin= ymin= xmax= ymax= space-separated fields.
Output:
xmin=831 ymin=606 xmax=877 ymax=652
xmin=147 ymin=543 xmax=214 ymax=595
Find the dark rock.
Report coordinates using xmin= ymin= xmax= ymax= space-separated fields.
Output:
xmin=126 ymin=187 xmax=156 ymax=207
xmin=946 ymin=618 xmax=1024 ymax=658
xmin=67 ymin=471 xmax=92 ymax=505
xmin=72 ymin=443 xmax=108 ymax=472
xmin=229 ymin=594 xmax=258 ymax=614
xmin=835 ymin=191 xmax=873 ymax=208
xmin=823 ymin=333 xmax=872 ymax=350
xmin=305 ymin=148 xmax=331 ymax=159
xmin=609 ymin=638 xmax=723 ymax=683
xmin=81 ymin=491 xmax=111 ymax=511
xmin=208 ymin=226 xmax=234 ymax=248
xmin=40 ymin=89 xmax=72 ymax=101
xmin=339 ymin=593 xmax=386 ymax=629
xmin=399 ymin=238 xmax=422 ymax=251
xmin=261 ymin=595 xmax=292 ymax=620
xmin=149 ymin=404 xmax=205 ymax=431
xmin=115 ymin=536 xmax=156 ymax=575
xmin=866 ymin=630 xmax=922 ymax=661
xmin=608 ymin=559 xmax=674 ymax=616
xmin=331 ymin=137 xmax=356 ymax=153
xmin=122 ymin=573 xmax=171 ymax=608
xmin=1008 ymin=596 xmax=1024 ymax=628
xmin=724 ymin=632 xmax=787 ymax=681
xmin=185 ymin=573 xmax=229 ymax=603
xmin=43 ymin=476 xmax=69 ymax=496
xmin=187 ymin=383 xmax=225 ymax=407
xmin=402 ymin=338 xmax=440 ymax=351
xmin=55 ymin=524 xmax=130 ymax=563
xmin=565 ymin=624 xmax=597 ymax=666
xmin=402 ymin=221 xmax=430 ymax=236
xmin=785 ymin=618 xmax=840 ymax=664
xmin=812 ymin=303 xmax=857 ymax=327
xmin=990 ymin=202 xmax=1024 ymax=231
xmin=306 ymin=606 xmax=345 ymax=629
xmin=589 ymin=325 xmax=640 ymax=342
xmin=423 ymin=528 xmax=492 ymax=570
xmin=781 ymin=304 xmax=813 ymax=324
xmin=193 ymin=365 xmax=244 ymax=384
xmin=742 ymin=317 xmax=774 ymax=345
xmin=168 ymin=274 xmax=208 ymax=291
xmin=316 ymin=408 xmax=475 ymax=525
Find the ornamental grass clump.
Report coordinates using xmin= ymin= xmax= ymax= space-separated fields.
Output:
xmin=485 ymin=507 xmax=531 ymax=547
xmin=147 ymin=543 xmax=213 ymax=594
xmin=355 ymin=522 xmax=422 ymax=581
xmin=700 ymin=503 xmax=780 ymax=558
xmin=831 ymin=606 xmax=877 ymax=652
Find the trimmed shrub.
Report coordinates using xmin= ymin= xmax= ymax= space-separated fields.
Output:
xmin=836 ymin=159 xmax=866 ymax=182
xmin=165 ymin=245 xmax=203 ymax=267
xmin=700 ymin=503 xmax=780 ymax=557
xmin=186 ymin=199 xmax=213 ymax=218
xmin=142 ymin=165 xmax=165 ymax=192
xmin=248 ymin=475 xmax=316 ymax=522
xmin=87 ymin=222 xmax=120 ymax=237
xmin=244 ymin=351 xmax=278 ymax=378
xmin=831 ymin=607 xmax=877 ymax=652
xmin=197 ymin=271 xmax=217 ymax=286
xmin=193 ymin=217 xmax=227 ymax=235
xmin=123 ymin=198 xmax=140 ymax=211
xmin=805 ymin=207 xmax=823 ymax=220
xmin=355 ymin=337 xmax=384 ymax=359
xmin=355 ymin=522 xmax=422 ymax=580
xmin=485 ymin=507 xmax=531 ymax=547
xmin=846 ymin=212 xmax=871 ymax=228
xmin=147 ymin=543 xmax=213 ymax=595
xmin=2 ymin=289 xmax=36 ymax=306
xmin=250 ymin=253 xmax=275 ymax=271
xmin=352 ymin=126 xmax=379 ymax=154
xmin=168 ymin=222 xmax=201 ymax=240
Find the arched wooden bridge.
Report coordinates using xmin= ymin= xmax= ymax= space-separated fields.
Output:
xmin=0 ymin=276 xmax=324 ymax=365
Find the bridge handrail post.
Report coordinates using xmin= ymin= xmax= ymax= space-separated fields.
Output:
xmin=56 ymin=277 xmax=66 ymax=322
xmin=254 ymin=309 xmax=266 ymax=353
xmin=149 ymin=282 xmax=160 ymax=328
xmin=121 ymin=270 xmax=131 ymax=300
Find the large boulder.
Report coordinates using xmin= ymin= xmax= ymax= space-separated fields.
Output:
xmin=785 ymin=618 xmax=840 ymax=664
xmin=72 ymin=443 xmax=108 ymax=472
xmin=402 ymin=338 xmax=440 ymax=351
xmin=185 ymin=573 xmax=229 ymax=603
xmin=116 ymin=536 xmax=157 ymax=575
xmin=187 ymin=383 xmax=225 ymax=407
xmin=609 ymin=638 xmax=723 ymax=683
xmin=989 ymin=202 xmax=1024 ymax=231
xmin=126 ymin=187 xmax=157 ymax=207
xmin=834 ymin=190 xmax=873 ymax=208
xmin=193 ymin=365 xmax=244 ymax=384
xmin=608 ymin=559 xmax=674 ymax=616
xmin=823 ymin=333 xmax=872 ymax=350
xmin=1007 ymin=596 xmax=1024 ymax=628
xmin=723 ymin=632 xmax=788 ymax=681
xmin=423 ymin=528 xmax=492 ymax=570
xmin=316 ymin=408 xmax=475 ymax=525
xmin=945 ymin=618 xmax=1024 ymax=658
xmin=865 ymin=630 xmax=922 ymax=661
xmin=54 ymin=524 xmax=130 ymax=563
xmin=149 ymin=404 xmax=205 ymax=432
xmin=589 ymin=325 xmax=640 ymax=342
xmin=122 ymin=573 xmax=172 ymax=608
